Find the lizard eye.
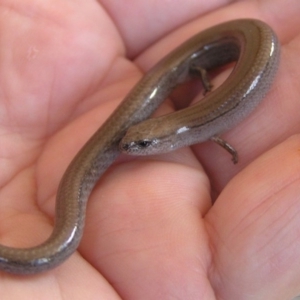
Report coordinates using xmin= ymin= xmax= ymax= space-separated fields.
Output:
xmin=136 ymin=140 xmax=152 ymax=148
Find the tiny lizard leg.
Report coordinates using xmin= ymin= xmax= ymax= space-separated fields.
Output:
xmin=211 ymin=136 xmax=239 ymax=164
xmin=190 ymin=65 xmax=213 ymax=94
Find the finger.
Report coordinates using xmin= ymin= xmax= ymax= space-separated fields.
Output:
xmin=206 ymin=135 xmax=300 ymax=299
xmin=99 ymin=0 xmax=231 ymax=56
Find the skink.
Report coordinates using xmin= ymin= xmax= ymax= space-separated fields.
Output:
xmin=120 ymin=20 xmax=280 ymax=159
xmin=0 ymin=19 xmax=280 ymax=274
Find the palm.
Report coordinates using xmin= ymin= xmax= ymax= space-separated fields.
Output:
xmin=0 ymin=0 xmax=299 ymax=299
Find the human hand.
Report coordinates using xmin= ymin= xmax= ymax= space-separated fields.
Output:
xmin=0 ymin=0 xmax=299 ymax=299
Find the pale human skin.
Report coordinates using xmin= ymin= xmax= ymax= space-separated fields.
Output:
xmin=0 ymin=0 xmax=300 ymax=299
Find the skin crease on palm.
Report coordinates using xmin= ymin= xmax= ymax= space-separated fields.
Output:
xmin=0 ymin=0 xmax=300 ymax=299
